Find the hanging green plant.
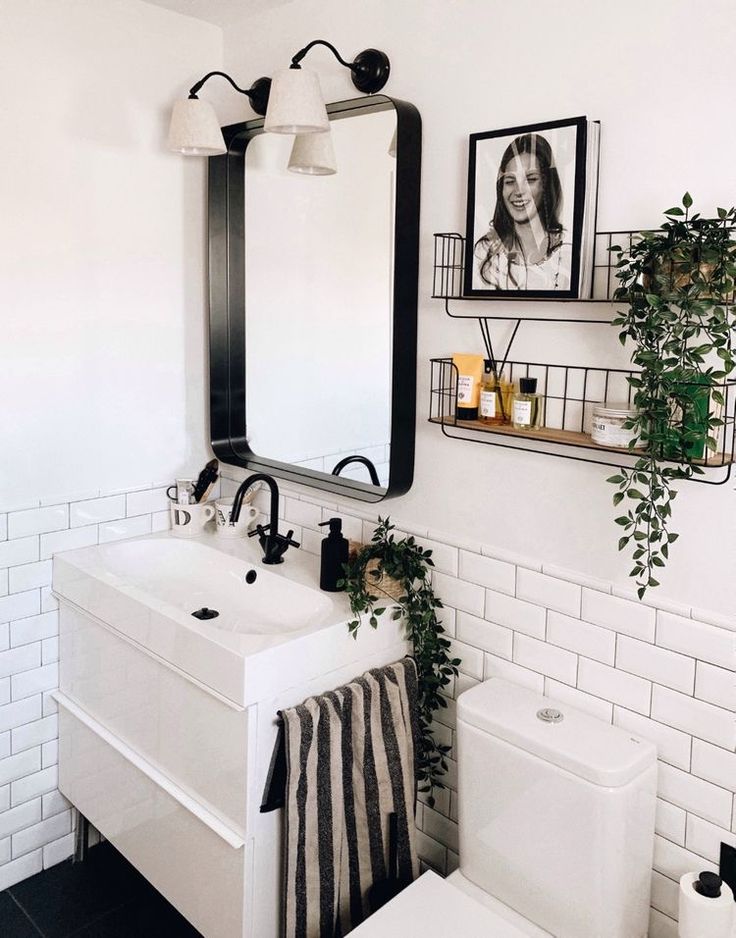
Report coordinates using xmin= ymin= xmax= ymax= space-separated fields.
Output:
xmin=609 ymin=194 xmax=735 ymax=597
xmin=338 ymin=517 xmax=459 ymax=807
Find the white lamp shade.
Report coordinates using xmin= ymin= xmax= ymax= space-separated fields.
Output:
xmin=167 ymin=98 xmax=226 ymax=155
xmin=264 ymin=67 xmax=329 ymax=135
xmin=288 ymin=132 xmax=337 ymax=175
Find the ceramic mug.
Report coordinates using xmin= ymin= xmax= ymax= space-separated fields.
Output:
xmin=170 ymin=502 xmax=215 ymax=538
xmin=215 ymin=498 xmax=258 ymax=538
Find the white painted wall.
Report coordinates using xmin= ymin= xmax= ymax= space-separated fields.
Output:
xmin=0 ymin=0 xmax=223 ymax=889
xmin=0 ymin=0 xmax=221 ymax=510
xmin=221 ymin=0 xmax=736 ymax=616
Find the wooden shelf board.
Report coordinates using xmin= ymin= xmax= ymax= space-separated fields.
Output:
xmin=428 ymin=417 xmax=733 ymax=467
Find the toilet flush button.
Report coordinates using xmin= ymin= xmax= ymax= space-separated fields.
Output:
xmin=537 ymin=707 xmax=564 ymax=724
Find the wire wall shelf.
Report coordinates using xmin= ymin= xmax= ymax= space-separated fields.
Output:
xmin=432 ymin=230 xmax=736 ymax=322
xmin=429 ymin=358 xmax=736 ymax=484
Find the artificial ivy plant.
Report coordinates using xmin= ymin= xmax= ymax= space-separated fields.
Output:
xmin=609 ymin=194 xmax=735 ymax=597
xmin=339 ymin=517 xmax=459 ymax=807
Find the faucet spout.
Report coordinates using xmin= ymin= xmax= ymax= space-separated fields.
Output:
xmin=231 ymin=473 xmax=299 ymax=564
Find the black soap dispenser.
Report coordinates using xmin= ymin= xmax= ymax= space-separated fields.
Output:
xmin=318 ymin=518 xmax=349 ymax=592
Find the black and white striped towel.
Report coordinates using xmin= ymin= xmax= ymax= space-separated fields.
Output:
xmin=281 ymin=656 xmax=420 ymax=938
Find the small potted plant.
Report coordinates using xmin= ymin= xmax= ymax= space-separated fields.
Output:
xmin=339 ymin=518 xmax=459 ymax=806
xmin=609 ymin=194 xmax=735 ymax=597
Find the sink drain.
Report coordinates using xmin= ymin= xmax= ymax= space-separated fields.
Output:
xmin=192 ymin=607 xmax=219 ymax=620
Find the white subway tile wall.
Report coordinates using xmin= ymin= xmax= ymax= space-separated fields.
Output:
xmin=0 ymin=470 xmax=732 ymax=936
xmin=0 ymin=479 xmax=206 ymax=889
xmin=219 ymin=472 xmax=735 ymax=935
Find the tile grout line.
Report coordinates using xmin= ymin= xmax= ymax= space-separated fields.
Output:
xmin=8 ymin=890 xmax=47 ymax=937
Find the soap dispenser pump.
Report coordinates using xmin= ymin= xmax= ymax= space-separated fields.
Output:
xmin=318 ymin=518 xmax=349 ymax=592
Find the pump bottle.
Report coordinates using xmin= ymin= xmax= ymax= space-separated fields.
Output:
xmin=318 ymin=517 xmax=349 ymax=591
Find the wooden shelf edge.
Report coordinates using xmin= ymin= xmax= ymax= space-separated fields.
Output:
xmin=428 ymin=417 xmax=733 ymax=468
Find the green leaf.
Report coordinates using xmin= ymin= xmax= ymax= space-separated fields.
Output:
xmin=682 ymin=192 xmax=693 ymax=208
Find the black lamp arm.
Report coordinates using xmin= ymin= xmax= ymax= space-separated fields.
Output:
xmin=188 ymin=71 xmax=252 ymax=99
xmin=187 ymin=71 xmax=272 ymax=116
xmin=288 ymin=39 xmax=390 ymax=95
xmin=290 ymin=39 xmax=355 ymax=72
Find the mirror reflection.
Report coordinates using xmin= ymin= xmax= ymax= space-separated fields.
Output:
xmin=244 ymin=104 xmax=397 ymax=490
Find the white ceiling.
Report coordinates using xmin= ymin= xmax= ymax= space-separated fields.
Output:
xmin=141 ymin=0 xmax=288 ymax=28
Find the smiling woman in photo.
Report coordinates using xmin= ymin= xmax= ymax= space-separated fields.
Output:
xmin=473 ymin=133 xmax=571 ymax=291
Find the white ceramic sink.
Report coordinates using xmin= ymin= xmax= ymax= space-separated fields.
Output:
xmin=93 ymin=538 xmax=332 ymax=635
xmin=52 ymin=531 xmax=354 ymax=705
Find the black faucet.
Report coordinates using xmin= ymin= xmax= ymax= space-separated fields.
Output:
xmin=331 ymin=455 xmax=381 ymax=486
xmin=230 ymin=473 xmax=299 ymax=564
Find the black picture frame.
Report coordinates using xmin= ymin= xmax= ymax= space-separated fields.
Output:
xmin=208 ymin=95 xmax=421 ymax=503
xmin=464 ymin=116 xmax=588 ymax=299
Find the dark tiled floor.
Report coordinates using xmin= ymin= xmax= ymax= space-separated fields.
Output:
xmin=0 ymin=843 xmax=202 ymax=937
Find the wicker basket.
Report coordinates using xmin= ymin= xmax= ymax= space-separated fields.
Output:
xmin=348 ymin=541 xmax=405 ymax=601
xmin=363 ymin=558 xmax=405 ymax=601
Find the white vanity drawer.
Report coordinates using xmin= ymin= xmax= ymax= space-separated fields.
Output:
xmin=59 ymin=601 xmax=249 ymax=831
xmin=58 ymin=699 xmax=247 ymax=938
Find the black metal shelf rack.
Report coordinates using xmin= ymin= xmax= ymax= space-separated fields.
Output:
xmin=429 ymin=358 xmax=736 ymax=484
xmin=429 ymin=228 xmax=736 ymax=484
xmin=432 ymin=230 xmax=644 ymax=321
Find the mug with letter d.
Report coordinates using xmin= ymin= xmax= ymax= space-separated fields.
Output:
xmin=169 ymin=502 xmax=215 ymax=538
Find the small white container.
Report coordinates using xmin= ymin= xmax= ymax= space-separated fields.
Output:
xmin=214 ymin=498 xmax=259 ymax=539
xmin=591 ymin=403 xmax=641 ymax=449
xmin=169 ymin=501 xmax=215 ymax=538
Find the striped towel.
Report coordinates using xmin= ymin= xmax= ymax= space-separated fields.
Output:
xmin=281 ymin=657 xmax=420 ymax=938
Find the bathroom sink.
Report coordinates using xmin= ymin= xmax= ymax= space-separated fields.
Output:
xmin=88 ymin=538 xmax=332 ymax=635
xmin=52 ymin=531 xmax=359 ymax=705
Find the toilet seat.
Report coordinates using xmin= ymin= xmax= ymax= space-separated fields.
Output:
xmin=350 ymin=871 xmax=540 ymax=937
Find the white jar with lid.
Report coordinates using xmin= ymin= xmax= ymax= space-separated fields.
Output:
xmin=591 ymin=403 xmax=641 ymax=449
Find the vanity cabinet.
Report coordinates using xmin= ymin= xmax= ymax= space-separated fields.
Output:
xmin=54 ymin=534 xmax=408 ymax=938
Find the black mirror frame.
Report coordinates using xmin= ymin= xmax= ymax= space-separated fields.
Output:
xmin=207 ymin=95 xmax=421 ymax=502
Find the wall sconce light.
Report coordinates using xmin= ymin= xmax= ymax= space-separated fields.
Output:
xmin=168 ymin=71 xmax=271 ymax=155
xmin=264 ymin=40 xmax=390 ymax=135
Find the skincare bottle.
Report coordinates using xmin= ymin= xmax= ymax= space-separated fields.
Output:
xmin=512 ymin=377 xmax=543 ymax=430
xmin=318 ymin=517 xmax=349 ymax=592
xmin=452 ymin=353 xmax=484 ymax=420
xmin=480 ymin=361 xmax=513 ymax=424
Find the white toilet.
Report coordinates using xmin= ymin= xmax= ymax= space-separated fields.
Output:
xmin=354 ymin=678 xmax=657 ymax=937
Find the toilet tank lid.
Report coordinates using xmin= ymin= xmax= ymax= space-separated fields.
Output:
xmin=457 ymin=679 xmax=656 ymax=787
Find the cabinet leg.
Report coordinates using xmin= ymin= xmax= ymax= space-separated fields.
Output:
xmin=73 ymin=809 xmax=90 ymax=863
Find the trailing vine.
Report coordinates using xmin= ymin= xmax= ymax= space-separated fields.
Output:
xmin=338 ymin=517 xmax=459 ymax=807
xmin=609 ymin=194 xmax=735 ymax=597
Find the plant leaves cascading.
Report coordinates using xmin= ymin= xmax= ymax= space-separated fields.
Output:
xmin=609 ymin=194 xmax=735 ymax=597
xmin=339 ymin=517 xmax=459 ymax=807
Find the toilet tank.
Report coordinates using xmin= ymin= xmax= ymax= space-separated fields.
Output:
xmin=457 ymin=679 xmax=657 ymax=938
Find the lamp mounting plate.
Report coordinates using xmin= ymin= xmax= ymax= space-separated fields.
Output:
xmin=351 ymin=49 xmax=390 ymax=94
xmin=248 ymin=77 xmax=272 ymax=116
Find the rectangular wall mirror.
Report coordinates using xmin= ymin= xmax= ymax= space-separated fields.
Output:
xmin=208 ymin=95 xmax=421 ymax=501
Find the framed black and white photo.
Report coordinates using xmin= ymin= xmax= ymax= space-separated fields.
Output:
xmin=464 ymin=116 xmax=599 ymax=299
